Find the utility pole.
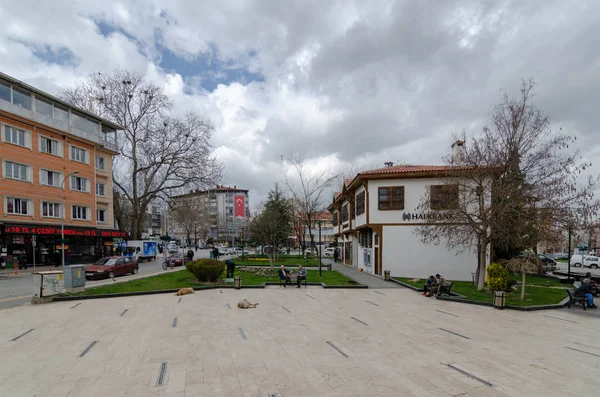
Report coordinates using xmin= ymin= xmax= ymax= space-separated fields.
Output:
xmin=318 ymin=221 xmax=322 ymax=277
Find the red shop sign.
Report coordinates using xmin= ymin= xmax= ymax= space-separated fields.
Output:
xmin=3 ymin=225 xmax=126 ymax=238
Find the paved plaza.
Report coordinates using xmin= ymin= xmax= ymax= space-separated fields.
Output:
xmin=1 ymin=285 xmax=599 ymax=397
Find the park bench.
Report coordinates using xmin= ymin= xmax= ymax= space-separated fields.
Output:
xmin=567 ymin=288 xmax=587 ymax=310
xmin=436 ymin=282 xmax=454 ymax=297
xmin=280 ymin=271 xmax=307 ymax=288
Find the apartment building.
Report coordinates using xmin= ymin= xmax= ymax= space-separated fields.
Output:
xmin=329 ymin=163 xmax=491 ymax=281
xmin=170 ymin=185 xmax=250 ymax=244
xmin=0 ymin=73 xmax=125 ymax=265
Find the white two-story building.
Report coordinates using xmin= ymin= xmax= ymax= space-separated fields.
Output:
xmin=329 ymin=163 xmax=491 ymax=281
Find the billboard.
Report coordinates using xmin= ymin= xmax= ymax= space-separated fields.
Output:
xmin=234 ymin=195 xmax=245 ymax=218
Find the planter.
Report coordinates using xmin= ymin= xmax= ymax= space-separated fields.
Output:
xmin=493 ymin=291 xmax=506 ymax=309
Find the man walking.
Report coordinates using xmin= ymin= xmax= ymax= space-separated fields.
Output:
xmin=333 ymin=248 xmax=339 ymax=263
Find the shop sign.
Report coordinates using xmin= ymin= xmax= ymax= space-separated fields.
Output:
xmin=401 ymin=212 xmax=453 ymax=221
xmin=3 ymin=225 xmax=126 ymax=238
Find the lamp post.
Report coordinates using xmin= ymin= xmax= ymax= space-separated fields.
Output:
xmin=61 ymin=171 xmax=79 ymax=268
xmin=318 ymin=220 xmax=322 ymax=277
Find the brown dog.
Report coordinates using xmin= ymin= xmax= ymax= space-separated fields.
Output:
xmin=175 ymin=288 xmax=195 ymax=296
xmin=237 ymin=299 xmax=259 ymax=309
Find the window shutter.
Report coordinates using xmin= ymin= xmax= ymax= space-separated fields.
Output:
xmin=27 ymin=165 xmax=32 ymax=182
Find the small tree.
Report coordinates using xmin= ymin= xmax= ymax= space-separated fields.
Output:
xmin=501 ymin=256 xmax=543 ymax=301
xmin=486 ymin=263 xmax=509 ymax=292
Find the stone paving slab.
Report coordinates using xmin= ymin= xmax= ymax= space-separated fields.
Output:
xmin=1 ymin=287 xmax=599 ymax=396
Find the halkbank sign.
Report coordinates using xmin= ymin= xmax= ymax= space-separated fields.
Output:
xmin=402 ymin=212 xmax=453 ymax=221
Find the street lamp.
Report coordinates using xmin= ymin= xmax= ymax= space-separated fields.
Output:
xmin=318 ymin=220 xmax=322 ymax=277
xmin=61 ymin=171 xmax=79 ymax=268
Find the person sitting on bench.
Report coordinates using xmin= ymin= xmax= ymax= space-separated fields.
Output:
xmin=575 ymin=280 xmax=597 ymax=308
xmin=296 ymin=265 xmax=307 ymax=288
xmin=422 ymin=275 xmax=435 ymax=296
xmin=225 ymin=259 xmax=236 ymax=278
xmin=429 ymin=274 xmax=451 ymax=297
xmin=278 ymin=265 xmax=292 ymax=287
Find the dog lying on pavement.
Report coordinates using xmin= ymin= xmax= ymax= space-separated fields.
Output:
xmin=237 ymin=299 xmax=259 ymax=309
xmin=175 ymin=288 xmax=195 ymax=296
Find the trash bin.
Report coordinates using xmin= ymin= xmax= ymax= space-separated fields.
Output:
xmin=384 ymin=270 xmax=391 ymax=281
xmin=493 ymin=291 xmax=506 ymax=309
xmin=210 ymin=251 xmax=214 ymax=259
xmin=63 ymin=265 xmax=86 ymax=293
xmin=234 ymin=275 xmax=242 ymax=289
xmin=326 ymin=263 xmax=332 ymax=271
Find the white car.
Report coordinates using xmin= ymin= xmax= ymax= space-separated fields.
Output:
xmin=232 ymin=247 xmax=249 ymax=255
xmin=324 ymin=247 xmax=337 ymax=257
xmin=569 ymin=255 xmax=600 ymax=269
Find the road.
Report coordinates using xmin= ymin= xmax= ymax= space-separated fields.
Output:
xmin=0 ymin=249 xmax=215 ymax=310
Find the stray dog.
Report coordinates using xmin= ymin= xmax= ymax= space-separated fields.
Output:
xmin=175 ymin=287 xmax=195 ymax=296
xmin=237 ymin=299 xmax=259 ymax=309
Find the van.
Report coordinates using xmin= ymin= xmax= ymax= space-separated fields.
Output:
xmin=569 ymin=255 xmax=600 ymax=269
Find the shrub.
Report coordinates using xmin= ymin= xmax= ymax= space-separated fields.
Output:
xmin=486 ymin=262 xmax=509 ymax=292
xmin=186 ymin=259 xmax=226 ymax=282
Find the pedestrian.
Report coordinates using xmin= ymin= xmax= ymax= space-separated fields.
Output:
xmin=225 ymin=259 xmax=236 ymax=278
xmin=296 ymin=265 xmax=307 ymax=288
xmin=18 ymin=251 xmax=27 ymax=269
xmin=65 ymin=249 xmax=71 ymax=266
xmin=53 ymin=250 xmax=61 ymax=267
xmin=187 ymin=249 xmax=194 ymax=262
xmin=213 ymin=246 xmax=220 ymax=259
xmin=195 ymin=244 xmax=199 ymax=251
xmin=333 ymin=248 xmax=339 ymax=263
xmin=575 ymin=280 xmax=597 ymax=308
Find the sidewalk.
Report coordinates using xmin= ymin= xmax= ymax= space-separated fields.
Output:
xmin=325 ymin=259 xmax=400 ymax=288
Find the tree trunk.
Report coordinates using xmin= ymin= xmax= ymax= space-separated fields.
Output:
xmin=520 ymin=271 xmax=526 ymax=301
xmin=476 ymin=237 xmax=487 ymax=291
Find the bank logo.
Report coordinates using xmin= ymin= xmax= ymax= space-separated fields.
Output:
xmin=402 ymin=213 xmax=411 ymax=221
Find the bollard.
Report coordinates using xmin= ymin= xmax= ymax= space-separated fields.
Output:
xmin=384 ymin=270 xmax=391 ymax=281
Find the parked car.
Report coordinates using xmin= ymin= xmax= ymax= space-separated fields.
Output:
xmin=264 ymin=246 xmax=285 ymax=254
xmin=232 ymin=247 xmax=249 ymax=255
xmin=549 ymin=252 xmax=569 ymax=260
xmin=163 ymin=252 xmax=186 ymax=269
xmin=569 ymin=255 xmax=600 ymax=269
xmin=324 ymin=247 xmax=337 ymax=257
xmin=85 ymin=256 xmax=139 ymax=280
xmin=518 ymin=253 xmax=557 ymax=273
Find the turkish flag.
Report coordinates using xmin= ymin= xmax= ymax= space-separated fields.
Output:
xmin=234 ymin=195 xmax=245 ymax=218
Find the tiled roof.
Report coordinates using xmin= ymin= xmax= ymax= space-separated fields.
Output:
xmin=357 ymin=164 xmax=475 ymax=176
xmin=344 ymin=178 xmax=353 ymax=186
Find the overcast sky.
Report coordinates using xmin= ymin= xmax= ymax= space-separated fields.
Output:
xmin=1 ymin=0 xmax=599 ymax=208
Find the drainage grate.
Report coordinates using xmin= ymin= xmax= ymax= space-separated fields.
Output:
xmin=566 ymin=346 xmax=600 ymax=358
xmin=79 ymin=341 xmax=98 ymax=357
xmin=436 ymin=310 xmax=459 ymax=318
xmin=238 ymin=328 xmax=247 ymax=340
xmin=11 ymin=328 xmax=34 ymax=342
xmin=157 ymin=362 xmax=168 ymax=386
xmin=70 ymin=303 xmax=81 ymax=309
xmin=445 ymin=363 xmax=493 ymax=387
xmin=172 ymin=317 xmax=178 ymax=328
xmin=120 ymin=309 xmax=128 ymax=317
xmin=281 ymin=306 xmax=291 ymax=313
xmin=374 ymin=291 xmax=386 ymax=295
xmin=543 ymin=315 xmax=577 ymax=324
xmin=226 ymin=303 xmax=232 ymax=309
xmin=365 ymin=300 xmax=379 ymax=306
xmin=350 ymin=316 xmax=368 ymax=326
xmin=305 ymin=294 xmax=315 ymax=299
xmin=326 ymin=341 xmax=349 ymax=357
xmin=439 ymin=328 xmax=470 ymax=340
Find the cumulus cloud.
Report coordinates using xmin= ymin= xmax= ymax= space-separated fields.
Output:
xmin=0 ymin=0 xmax=598 ymax=207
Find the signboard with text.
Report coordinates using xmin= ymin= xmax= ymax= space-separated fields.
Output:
xmin=3 ymin=225 xmax=126 ymax=238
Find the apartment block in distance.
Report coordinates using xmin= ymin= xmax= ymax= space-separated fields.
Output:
xmin=0 ymin=72 xmax=126 ymax=266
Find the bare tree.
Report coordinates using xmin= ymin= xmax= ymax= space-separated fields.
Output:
xmin=415 ymin=80 xmax=599 ymax=290
xmin=283 ymin=155 xmax=339 ymax=254
xmin=171 ymin=197 xmax=213 ymax=247
xmin=61 ymin=69 xmax=223 ymax=238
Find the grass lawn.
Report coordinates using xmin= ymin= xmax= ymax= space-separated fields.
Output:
xmin=394 ymin=274 xmax=568 ymax=307
xmin=78 ymin=268 xmax=357 ymax=296
xmin=233 ymin=257 xmax=320 ymax=267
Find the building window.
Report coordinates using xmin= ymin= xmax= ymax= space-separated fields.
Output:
xmin=72 ymin=205 xmax=89 ymax=220
xmin=12 ymin=87 xmax=32 ymax=110
xmin=97 ymin=208 xmax=107 ymax=223
xmin=71 ymin=111 xmax=100 ymax=134
xmin=360 ymin=229 xmax=373 ymax=248
xmin=71 ymin=176 xmax=89 ymax=192
xmin=96 ymin=182 xmax=105 ymax=196
xmin=6 ymin=197 xmax=30 ymax=215
xmin=95 ymin=156 xmax=106 ymax=171
xmin=4 ymin=161 xmax=30 ymax=182
xmin=3 ymin=125 xmax=30 ymax=148
xmin=39 ymin=136 xmax=62 ymax=156
xmin=342 ymin=204 xmax=349 ymax=223
xmin=70 ymin=146 xmax=87 ymax=163
xmin=430 ymin=185 xmax=459 ymax=210
xmin=53 ymin=104 xmax=69 ymax=124
xmin=0 ymin=79 xmax=10 ymax=102
xmin=332 ymin=211 xmax=338 ymax=227
xmin=378 ymin=186 xmax=404 ymax=210
xmin=356 ymin=191 xmax=366 ymax=216
xmin=35 ymin=96 xmax=54 ymax=117
xmin=42 ymin=202 xmax=61 ymax=218
xmin=40 ymin=169 xmax=63 ymax=187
